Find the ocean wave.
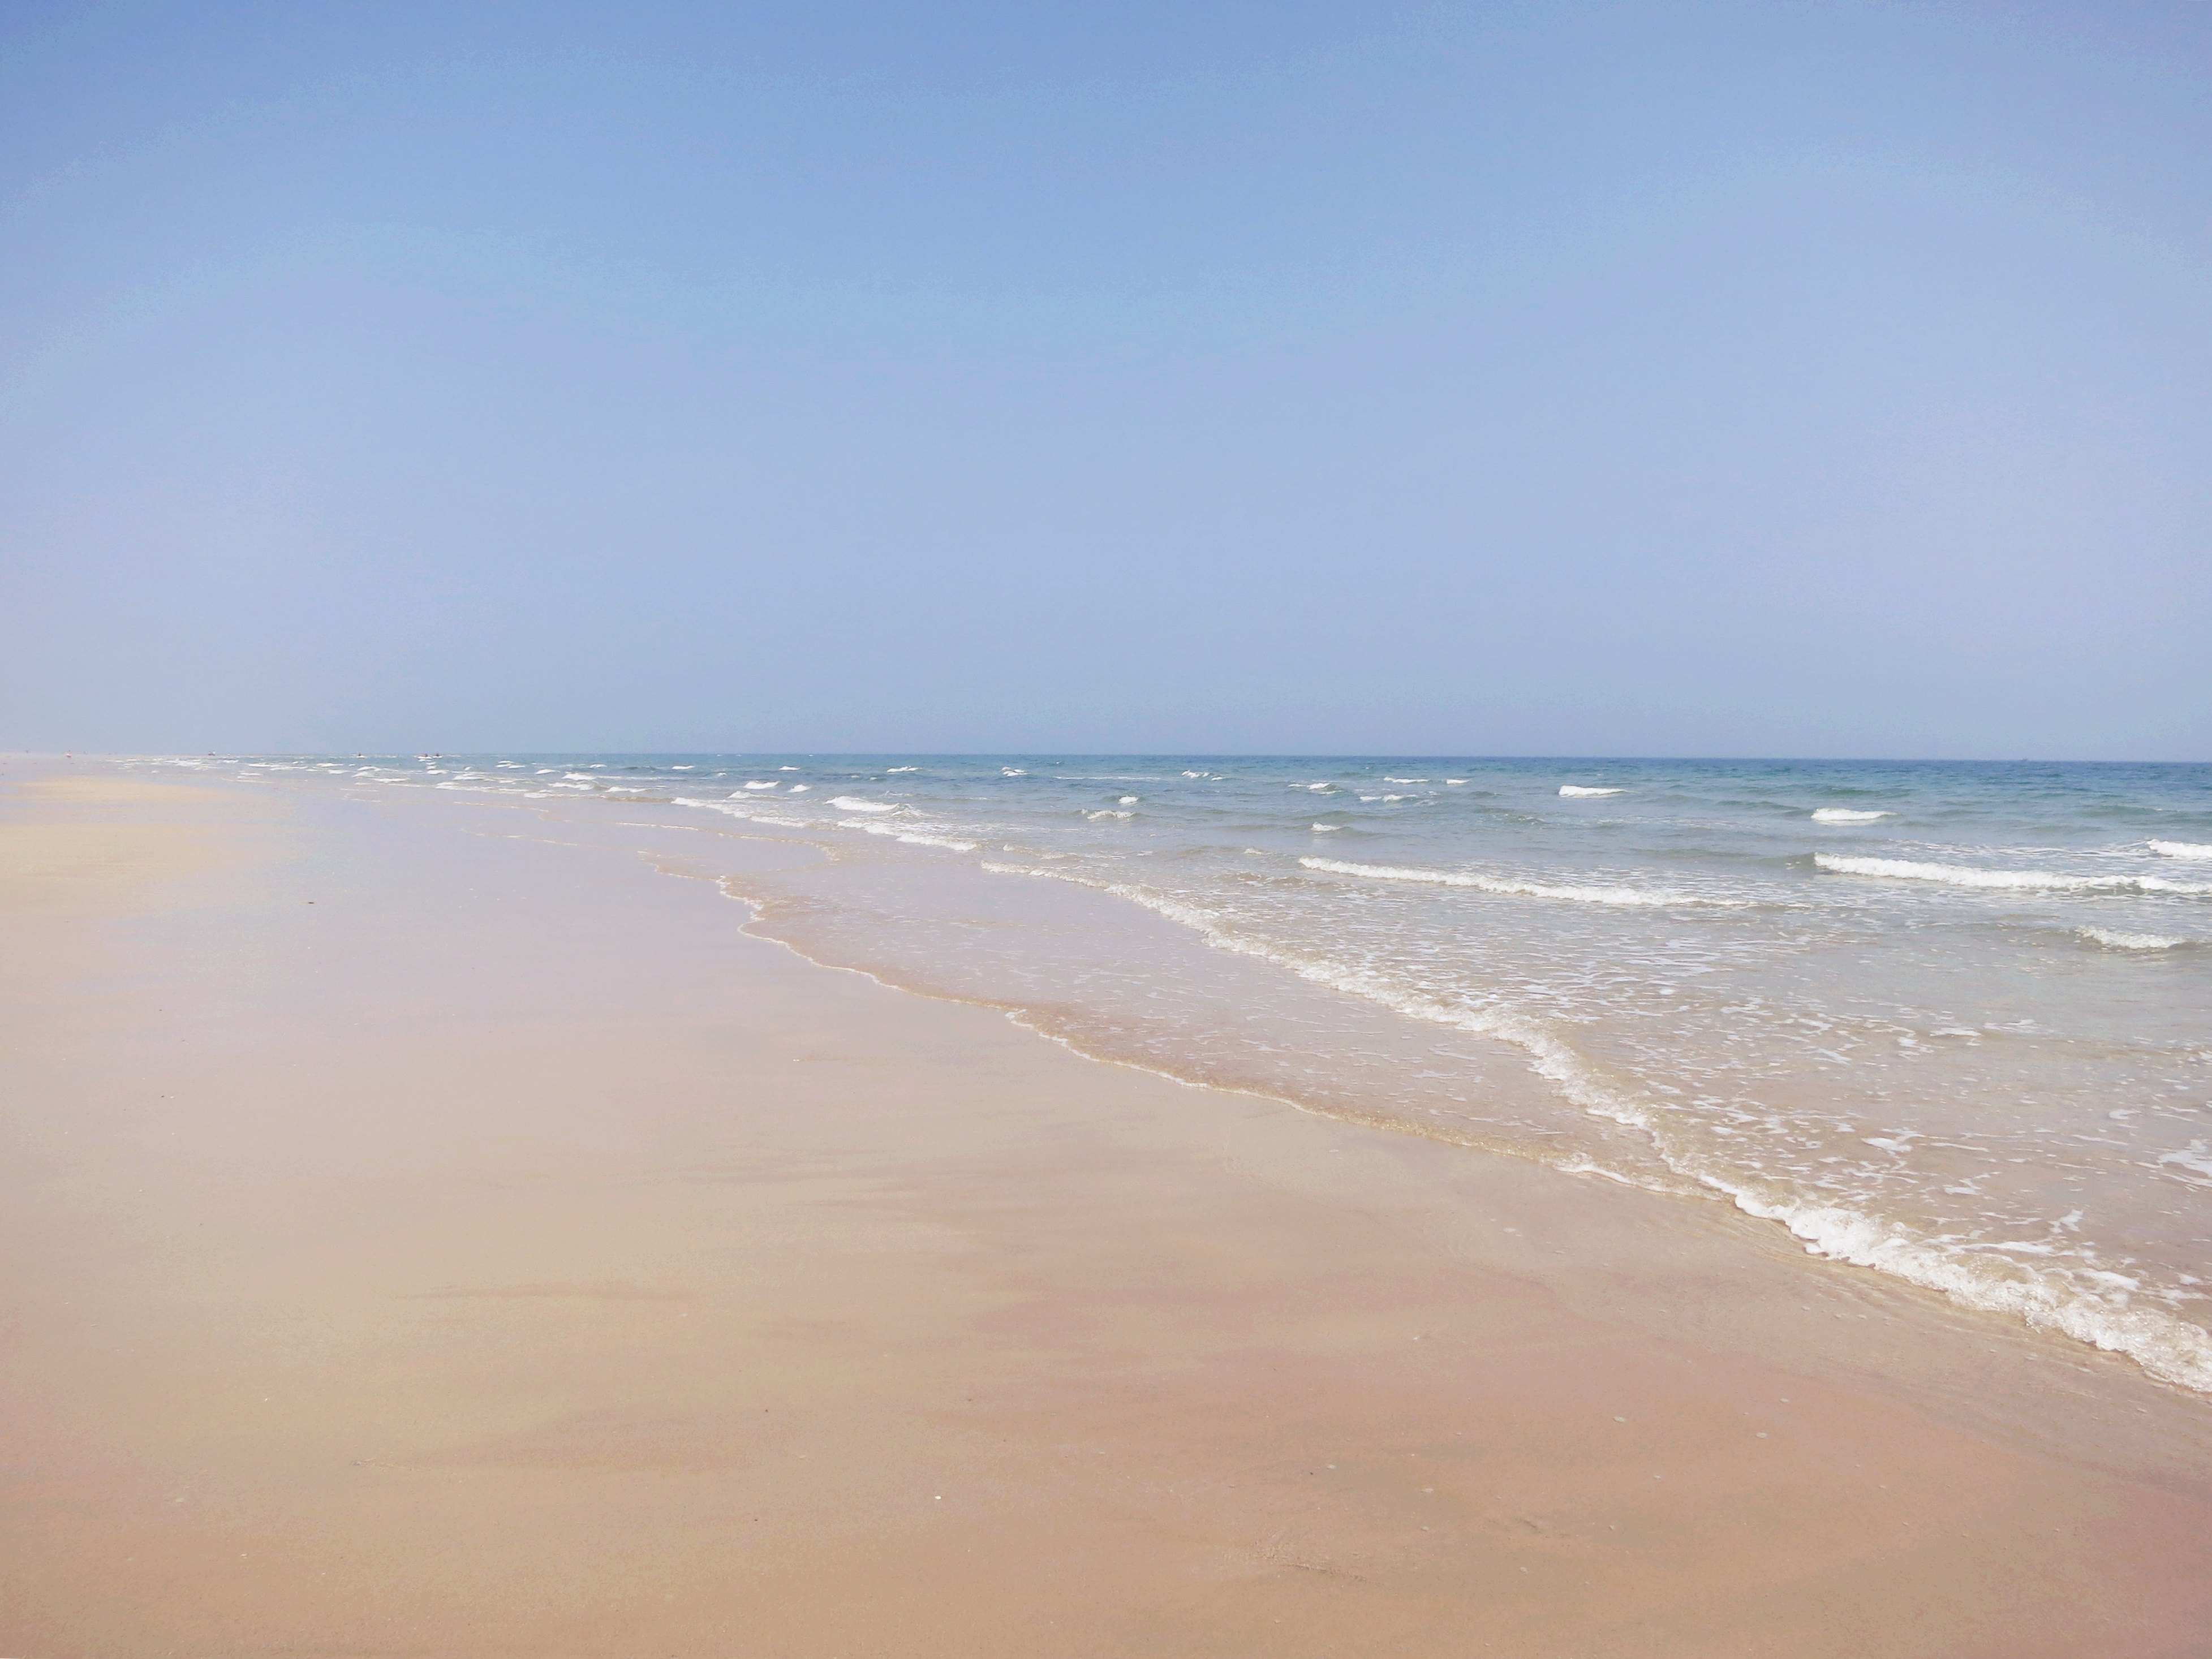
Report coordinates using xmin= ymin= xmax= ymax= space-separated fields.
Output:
xmin=980 ymin=855 xmax=2212 ymax=1395
xmin=1720 ymin=1190 xmax=2212 ymax=1395
xmin=850 ymin=821 xmax=978 ymax=851
xmin=1815 ymin=854 xmax=2212 ymax=896
xmin=2150 ymin=839 xmax=2212 ymax=860
xmin=672 ymin=796 xmax=814 ymax=828
xmin=829 ymin=796 xmax=900 ymax=814
xmin=1559 ymin=785 xmax=1622 ymax=798
xmin=2078 ymin=928 xmax=2188 ymax=951
xmin=1301 ymin=856 xmax=1735 ymax=907
xmin=1811 ymin=808 xmax=1891 ymax=823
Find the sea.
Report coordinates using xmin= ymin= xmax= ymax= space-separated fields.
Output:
xmin=134 ymin=753 xmax=2212 ymax=1396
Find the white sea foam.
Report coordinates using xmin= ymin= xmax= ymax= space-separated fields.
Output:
xmin=1811 ymin=808 xmax=1891 ymax=823
xmin=1086 ymin=810 xmax=1134 ymax=820
xmin=850 ymin=821 xmax=978 ymax=851
xmin=2078 ymin=928 xmax=2188 ymax=951
xmin=1119 ymin=795 xmax=1141 ymax=804
xmin=672 ymin=796 xmax=814 ymax=828
xmin=1003 ymin=768 xmax=1026 ymax=776
xmin=1301 ymin=857 xmax=1732 ymax=907
xmin=2150 ymin=840 xmax=2212 ymax=860
xmin=1815 ymin=854 xmax=2212 ymax=895
xmin=2157 ymin=1143 xmax=2212 ymax=1187
xmin=1720 ymin=1188 xmax=2212 ymax=1394
xmin=743 ymin=781 xmax=778 ymax=790
xmin=886 ymin=766 xmax=918 ymax=773
xmin=789 ymin=784 xmax=811 ymax=792
xmin=1311 ymin=823 xmax=1342 ymax=833
xmin=1559 ymin=785 xmax=1622 ymax=798
xmin=829 ymin=796 xmax=899 ymax=813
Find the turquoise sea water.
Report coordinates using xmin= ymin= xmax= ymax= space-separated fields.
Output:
xmin=140 ymin=754 xmax=2212 ymax=1394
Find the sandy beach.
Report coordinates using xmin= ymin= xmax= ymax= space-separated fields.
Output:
xmin=5 ymin=760 xmax=2211 ymax=1658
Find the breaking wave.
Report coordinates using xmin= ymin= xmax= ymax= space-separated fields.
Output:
xmin=2078 ymin=928 xmax=2188 ymax=951
xmin=1815 ymin=854 xmax=2212 ymax=897
xmin=1301 ymin=856 xmax=1736 ymax=907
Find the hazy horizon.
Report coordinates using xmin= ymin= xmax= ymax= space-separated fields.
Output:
xmin=6 ymin=2 xmax=2209 ymax=760
xmin=46 ymin=750 xmax=2212 ymax=768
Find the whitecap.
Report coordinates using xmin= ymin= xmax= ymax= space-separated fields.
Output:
xmin=673 ymin=796 xmax=814 ymax=828
xmin=1815 ymin=854 xmax=2212 ymax=896
xmin=2078 ymin=928 xmax=2187 ymax=951
xmin=1559 ymin=785 xmax=1623 ymax=798
xmin=849 ymin=821 xmax=978 ymax=851
xmin=829 ymin=796 xmax=900 ymax=813
xmin=743 ymin=781 xmax=778 ymax=790
xmin=1311 ymin=823 xmax=1342 ymax=833
xmin=2150 ymin=840 xmax=2212 ymax=860
xmin=1811 ymin=808 xmax=1891 ymax=824
xmin=1301 ymin=856 xmax=1735 ymax=907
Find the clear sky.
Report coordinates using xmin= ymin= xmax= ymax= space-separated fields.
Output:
xmin=3 ymin=1 xmax=2207 ymax=757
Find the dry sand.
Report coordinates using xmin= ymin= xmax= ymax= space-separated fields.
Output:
xmin=4 ymin=761 xmax=2211 ymax=1657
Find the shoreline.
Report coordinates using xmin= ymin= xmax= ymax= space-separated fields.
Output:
xmin=6 ymin=760 xmax=2211 ymax=1656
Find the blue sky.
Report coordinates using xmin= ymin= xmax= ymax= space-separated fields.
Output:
xmin=4 ymin=1 xmax=2208 ymax=756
